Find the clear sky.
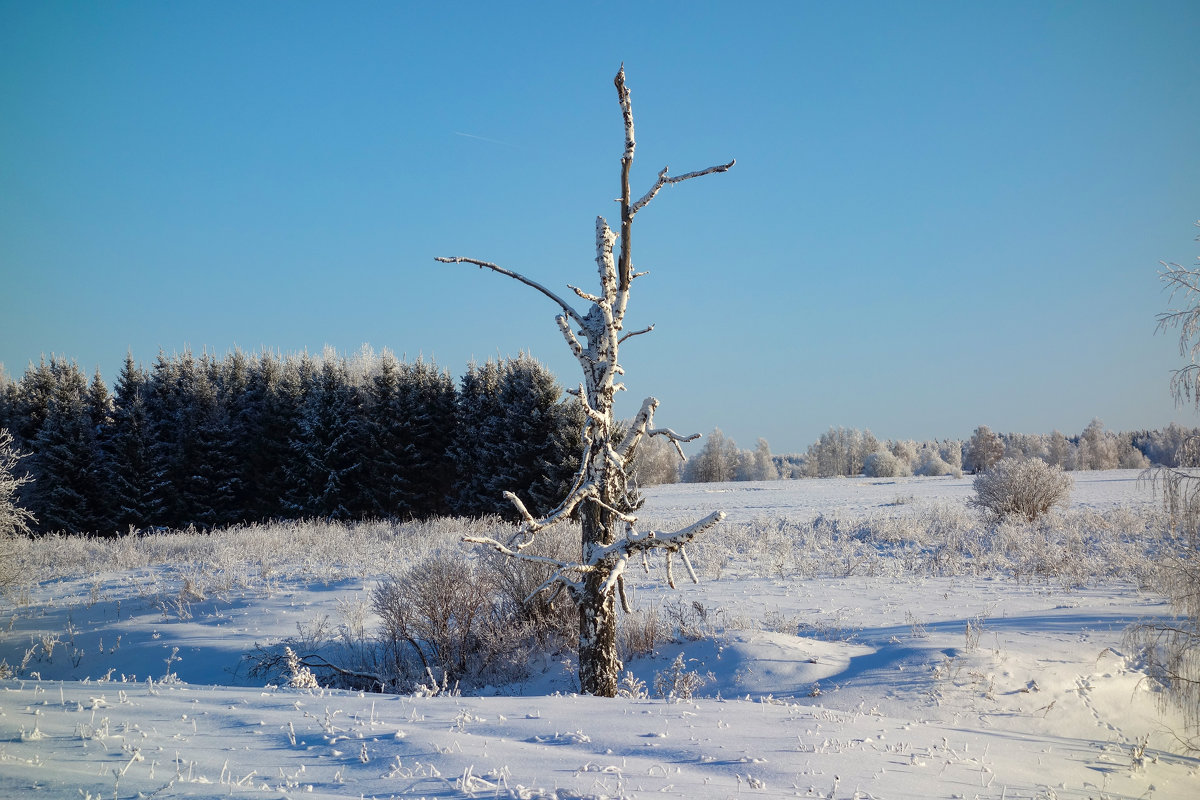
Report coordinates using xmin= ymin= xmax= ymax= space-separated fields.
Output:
xmin=2 ymin=1 xmax=1199 ymax=455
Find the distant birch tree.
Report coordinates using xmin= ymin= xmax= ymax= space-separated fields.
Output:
xmin=436 ymin=66 xmax=733 ymax=696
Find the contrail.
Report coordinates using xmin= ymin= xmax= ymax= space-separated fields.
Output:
xmin=453 ymin=131 xmax=519 ymax=148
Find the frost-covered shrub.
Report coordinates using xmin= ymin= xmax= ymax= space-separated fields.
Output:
xmin=915 ymin=451 xmax=955 ymax=477
xmin=284 ymin=646 xmax=320 ymax=689
xmin=863 ymin=450 xmax=906 ymax=478
xmin=372 ymin=552 xmax=522 ymax=689
xmin=486 ymin=522 xmax=578 ymax=651
xmin=970 ymin=457 xmax=1073 ymax=522
xmin=0 ymin=428 xmax=35 ymax=597
xmin=654 ymin=653 xmax=707 ymax=701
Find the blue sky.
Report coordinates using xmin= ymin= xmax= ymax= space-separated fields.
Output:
xmin=2 ymin=1 xmax=1199 ymax=454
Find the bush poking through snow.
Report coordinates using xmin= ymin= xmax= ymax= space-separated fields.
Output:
xmin=654 ymin=653 xmax=707 ymax=702
xmin=485 ymin=523 xmax=578 ymax=653
xmin=617 ymin=670 xmax=649 ymax=699
xmin=372 ymin=551 xmax=529 ymax=690
xmin=970 ymin=457 xmax=1073 ymax=522
xmin=284 ymin=646 xmax=320 ymax=689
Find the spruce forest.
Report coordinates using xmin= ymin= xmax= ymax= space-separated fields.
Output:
xmin=0 ymin=348 xmax=583 ymax=536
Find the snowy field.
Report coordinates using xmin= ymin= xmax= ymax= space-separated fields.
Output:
xmin=1 ymin=469 xmax=1198 ymax=799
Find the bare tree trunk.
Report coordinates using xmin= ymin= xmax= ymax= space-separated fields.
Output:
xmin=437 ymin=66 xmax=733 ymax=696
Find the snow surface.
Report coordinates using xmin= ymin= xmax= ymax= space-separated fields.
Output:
xmin=1 ymin=470 xmax=1197 ymax=798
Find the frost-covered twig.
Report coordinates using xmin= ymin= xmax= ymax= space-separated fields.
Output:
xmin=619 ymin=323 xmax=655 ymax=344
xmin=630 ymin=160 xmax=737 ymax=218
xmin=619 ymin=397 xmax=701 ymax=462
xmin=434 ymin=257 xmax=584 ymax=327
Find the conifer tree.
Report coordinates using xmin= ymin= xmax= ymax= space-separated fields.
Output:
xmin=145 ymin=351 xmax=194 ymax=528
xmin=187 ymin=356 xmax=240 ymax=528
xmin=28 ymin=359 xmax=92 ymax=533
xmin=450 ymin=359 xmax=506 ymax=517
xmin=234 ymin=352 xmax=290 ymax=520
xmin=400 ymin=358 xmax=457 ymax=517
xmin=360 ymin=351 xmax=412 ymax=517
xmin=81 ymin=368 xmax=115 ymax=533
xmin=12 ymin=356 xmax=56 ymax=448
xmin=105 ymin=354 xmax=153 ymax=532
xmin=289 ymin=355 xmax=365 ymax=519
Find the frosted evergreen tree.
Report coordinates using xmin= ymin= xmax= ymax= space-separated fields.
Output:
xmin=361 ymin=354 xmax=458 ymax=519
xmin=81 ymin=368 xmax=115 ymax=532
xmin=12 ymin=356 xmax=57 ymax=448
xmin=185 ymin=356 xmax=240 ymax=528
xmin=399 ymin=357 xmax=457 ymax=517
xmin=498 ymin=355 xmax=585 ymax=517
xmin=360 ymin=351 xmax=415 ymax=517
xmin=144 ymin=350 xmax=196 ymax=528
xmin=0 ymin=366 xmax=15 ymax=434
xmin=438 ymin=66 xmax=731 ymax=696
xmin=214 ymin=349 xmax=254 ymax=522
xmin=289 ymin=355 xmax=365 ymax=520
xmin=28 ymin=359 xmax=93 ymax=533
xmin=240 ymin=352 xmax=303 ymax=520
xmin=449 ymin=359 xmax=506 ymax=517
xmin=104 ymin=354 xmax=154 ymax=532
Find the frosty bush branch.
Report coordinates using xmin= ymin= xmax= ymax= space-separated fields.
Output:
xmin=0 ymin=429 xmax=35 ymax=538
xmin=436 ymin=65 xmax=733 ymax=696
xmin=0 ymin=428 xmax=36 ymax=596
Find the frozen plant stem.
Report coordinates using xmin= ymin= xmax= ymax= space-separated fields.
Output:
xmin=435 ymin=65 xmax=733 ymax=696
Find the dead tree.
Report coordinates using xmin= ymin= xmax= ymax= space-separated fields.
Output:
xmin=436 ymin=66 xmax=733 ymax=696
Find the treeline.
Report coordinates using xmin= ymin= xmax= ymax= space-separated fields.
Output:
xmin=0 ymin=348 xmax=582 ymax=535
xmin=677 ymin=419 xmax=1196 ymax=483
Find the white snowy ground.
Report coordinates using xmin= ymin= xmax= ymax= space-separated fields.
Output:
xmin=1 ymin=470 xmax=1197 ymax=799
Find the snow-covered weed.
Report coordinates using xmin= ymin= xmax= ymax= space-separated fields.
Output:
xmin=654 ymin=653 xmax=707 ymax=702
xmin=616 ymin=670 xmax=649 ymax=698
xmin=284 ymin=646 xmax=319 ymax=689
xmin=617 ymin=606 xmax=667 ymax=661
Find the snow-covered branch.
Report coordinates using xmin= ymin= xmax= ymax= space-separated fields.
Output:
xmin=630 ymin=160 xmax=737 ymax=218
xmin=435 ymin=257 xmax=585 ymax=326
xmin=462 ymin=534 xmax=585 ymax=574
xmin=615 ymin=510 xmax=726 ymax=559
xmin=618 ymin=323 xmax=654 ymax=344
xmin=500 ymin=479 xmax=597 ymax=546
xmin=619 ymin=396 xmax=701 ymax=462
xmin=556 ymin=314 xmax=585 ymax=360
